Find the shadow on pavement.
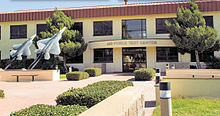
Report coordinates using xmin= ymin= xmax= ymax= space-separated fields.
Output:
xmin=127 ymin=78 xmax=135 ymax=81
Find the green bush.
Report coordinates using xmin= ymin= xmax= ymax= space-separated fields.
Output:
xmin=0 ymin=90 xmax=5 ymax=98
xmin=134 ymin=68 xmax=156 ymax=81
xmin=10 ymin=104 xmax=87 ymax=116
xmin=66 ymin=71 xmax=89 ymax=81
xmin=84 ymin=68 xmax=102 ymax=77
xmin=56 ymin=80 xmax=133 ymax=108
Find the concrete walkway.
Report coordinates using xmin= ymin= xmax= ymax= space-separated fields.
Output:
xmin=0 ymin=73 xmax=155 ymax=116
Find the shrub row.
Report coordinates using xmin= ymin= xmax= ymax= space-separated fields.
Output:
xmin=134 ymin=68 xmax=156 ymax=81
xmin=66 ymin=72 xmax=89 ymax=81
xmin=56 ymin=80 xmax=133 ymax=108
xmin=10 ymin=104 xmax=88 ymax=116
xmin=85 ymin=68 xmax=102 ymax=77
xmin=0 ymin=90 xmax=5 ymax=98
xmin=66 ymin=68 xmax=102 ymax=81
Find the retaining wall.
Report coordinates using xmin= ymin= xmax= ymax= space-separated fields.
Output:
xmin=79 ymin=85 xmax=145 ymax=116
xmin=0 ymin=70 xmax=60 ymax=82
xmin=164 ymin=69 xmax=220 ymax=98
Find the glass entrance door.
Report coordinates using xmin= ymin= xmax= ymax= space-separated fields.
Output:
xmin=122 ymin=47 xmax=147 ymax=72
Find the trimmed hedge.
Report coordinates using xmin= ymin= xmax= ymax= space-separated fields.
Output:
xmin=56 ymin=80 xmax=133 ymax=108
xmin=0 ymin=90 xmax=5 ymax=98
xmin=10 ymin=104 xmax=87 ymax=116
xmin=84 ymin=68 xmax=102 ymax=77
xmin=66 ymin=71 xmax=89 ymax=81
xmin=134 ymin=68 xmax=156 ymax=81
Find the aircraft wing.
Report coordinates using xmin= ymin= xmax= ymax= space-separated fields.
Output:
xmin=12 ymin=44 xmax=22 ymax=50
xmin=49 ymin=42 xmax=61 ymax=55
xmin=37 ymin=38 xmax=50 ymax=50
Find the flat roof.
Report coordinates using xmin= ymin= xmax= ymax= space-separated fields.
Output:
xmin=0 ymin=0 xmax=219 ymax=22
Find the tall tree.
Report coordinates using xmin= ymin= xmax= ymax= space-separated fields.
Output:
xmin=165 ymin=0 xmax=220 ymax=69
xmin=35 ymin=9 xmax=87 ymax=72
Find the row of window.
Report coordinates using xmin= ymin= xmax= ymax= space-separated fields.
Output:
xmin=0 ymin=22 xmax=82 ymax=39
xmin=92 ymin=47 xmax=214 ymax=63
xmin=0 ymin=16 xmax=213 ymax=40
xmin=0 ymin=48 xmax=213 ymax=63
xmin=92 ymin=16 xmax=213 ymax=38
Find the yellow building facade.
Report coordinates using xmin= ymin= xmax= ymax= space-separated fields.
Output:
xmin=0 ymin=1 xmax=220 ymax=73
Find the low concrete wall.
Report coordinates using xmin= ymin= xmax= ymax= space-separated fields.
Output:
xmin=0 ymin=70 xmax=60 ymax=82
xmin=166 ymin=69 xmax=220 ymax=78
xmin=79 ymin=85 xmax=145 ymax=116
xmin=164 ymin=69 xmax=220 ymax=98
xmin=163 ymin=78 xmax=220 ymax=98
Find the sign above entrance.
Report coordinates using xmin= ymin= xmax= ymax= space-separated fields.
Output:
xmin=106 ymin=41 xmax=157 ymax=46
xmin=89 ymin=39 xmax=175 ymax=49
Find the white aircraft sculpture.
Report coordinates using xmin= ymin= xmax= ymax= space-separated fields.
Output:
xmin=4 ymin=34 xmax=36 ymax=70
xmin=35 ymin=27 xmax=66 ymax=60
xmin=10 ymin=34 xmax=36 ymax=60
xmin=28 ymin=27 xmax=66 ymax=70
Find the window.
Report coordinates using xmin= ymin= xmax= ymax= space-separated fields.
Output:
xmin=156 ymin=16 xmax=213 ymax=34
xmin=10 ymin=25 xmax=27 ymax=39
xmin=204 ymin=16 xmax=213 ymax=28
xmin=191 ymin=51 xmax=214 ymax=62
xmin=156 ymin=18 xmax=175 ymax=34
xmin=157 ymin=47 xmax=178 ymax=62
xmin=94 ymin=48 xmax=113 ymax=63
xmin=37 ymin=24 xmax=47 ymax=35
xmin=122 ymin=19 xmax=146 ymax=39
xmin=93 ymin=21 xmax=112 ymax=36
xmin=66 ymin=55 xmax=83 ymax=63
xmin=73 ymin=22 xmax=83 ymax=36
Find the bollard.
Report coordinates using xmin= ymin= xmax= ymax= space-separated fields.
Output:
xmin=166 ymin=64 xmax=169 ymax=69
xmin=156 ymin=68 xmax=161 ymax=77
xmin=171 ymin=64 xmax=175 ymax=69
xmin=160 ymin=81 xmax=172 ymax=116
xmin=155 ymin=76 xmax=161 ymax=105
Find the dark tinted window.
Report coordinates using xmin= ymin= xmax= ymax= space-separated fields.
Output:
xmin=66 ymin=54 xmax=83 ymax=63
xmin=191 ymin=51 xmax=214 ymax=62
xmin=204 ymin=16 xmax=214 ymax=28
xmin=73 ymin=22 xmax=83 ymax=36
xmin=122 ymin=19 xmax=146 ymax=39
xmin=94 ymin=48 xmax=113 ymax=63
xmin=156 ymin=18 xmax=175 ymax=34
xmin=10 ymin=25 xmax=27 ymax=39
xmin=156 ymin=16 xmax=213 ymax=34
xmin=37 ymin=24 xmax=47 ymax=35
xmin=157 ymin=47 xmax=178 ymax=62
xmin=93 ymin=21 xmax=112 ymax=36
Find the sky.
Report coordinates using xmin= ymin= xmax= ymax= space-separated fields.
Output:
xmin=0 ymin=0 xmax=181 ymax=12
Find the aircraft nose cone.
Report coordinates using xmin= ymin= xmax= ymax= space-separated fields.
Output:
xmin=29 ymin=34 xmax=36 ymax=41
xmin=59 ymin=27 xmax=66 ymax=34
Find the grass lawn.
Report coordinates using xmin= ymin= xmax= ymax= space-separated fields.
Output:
xmin=60 ymin=74 xmax=66 ymax=80
xmin=153 ymin=98 xmax=220 ymax=116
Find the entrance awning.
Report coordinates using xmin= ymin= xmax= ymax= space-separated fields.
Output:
xmin=88 ymin=38 xmax=176 ymax=49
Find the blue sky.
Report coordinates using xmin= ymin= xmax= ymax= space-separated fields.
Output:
xmin=0 ymin=0 xmax=180 ymax=12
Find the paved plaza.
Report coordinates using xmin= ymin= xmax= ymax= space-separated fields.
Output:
xmin=0 ymin=73 xmax=155 ymax=116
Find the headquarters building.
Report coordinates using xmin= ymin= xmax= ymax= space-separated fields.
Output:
xmin=0 ymin=1 xmax=220 ymax=73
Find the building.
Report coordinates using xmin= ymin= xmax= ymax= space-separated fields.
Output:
xmin=0 ymin=0 xmax=220 ymax=73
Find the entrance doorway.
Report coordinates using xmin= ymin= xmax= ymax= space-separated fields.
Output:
xmin=122 ymin=47 xmax=147 ymax=72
